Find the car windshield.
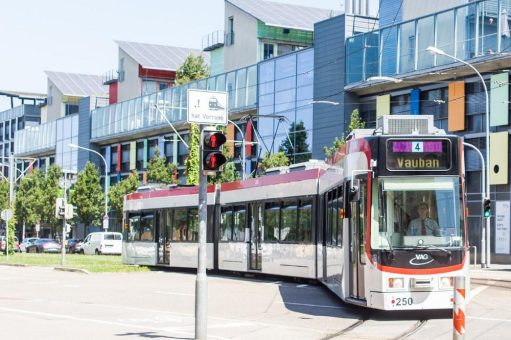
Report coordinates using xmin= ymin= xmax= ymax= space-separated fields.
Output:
xmin=371 ymin=176 xmax=464 ymax=250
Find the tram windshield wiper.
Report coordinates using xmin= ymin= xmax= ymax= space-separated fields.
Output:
xmin=415 ymin=244 xmax=451 ymax=256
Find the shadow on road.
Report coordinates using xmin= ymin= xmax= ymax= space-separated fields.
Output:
xmin=116 ymin=331 xmax=192 ymax=339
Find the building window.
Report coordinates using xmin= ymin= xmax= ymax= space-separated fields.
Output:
xmin=65 ymin=104 xmax=79 ymax=116
xmin=136 ymin=142 xmax=144 ymax=170
xmin=121 ymin=144 xmax=130 ymax=172
xmin=118 ymin=58 xmax=125 ymax=82
xmin=263 ymin=43 xmax=275 ymax=60
xmin=226 ymin=16 xmax=234 ymax=45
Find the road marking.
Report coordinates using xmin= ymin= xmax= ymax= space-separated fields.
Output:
xmin=470 ymin=285 xmax=489 ymax=299
xmin=154 ymin=291 xmax=194 ymax=297
xmin=275 ymin=301 xmax=347 ymax=310
xmin=296 ymin=284 xmax=308 ymax=288
xmin=467 ymin=316 xmax=511 ymax=323
xmin=0 ymin=306 xmax=228 ymax=340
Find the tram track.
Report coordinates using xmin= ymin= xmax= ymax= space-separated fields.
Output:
xmin=320 ymin=314 xmax=370 ymax=340
xmin=393 ymin=319 xmax=428 ymax=340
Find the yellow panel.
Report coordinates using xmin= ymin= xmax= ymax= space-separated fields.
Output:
xmin=448 ymin=81 xmax=465 ymax=132
xmin=376 ymin=95 xmax=390 ymax=118
xmin=490 ymin=131 xmax=508 ymax=185
xmin=225 ymin=124 xmax=235 ymax=158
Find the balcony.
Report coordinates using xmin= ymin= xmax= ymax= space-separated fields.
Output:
xmin=202 ymin=30 xmax=225 ymax=51
xmin=103 ymin=69 xmax=118 ymax=85
xmin=345 ymin=0 xmax=511 ymax=85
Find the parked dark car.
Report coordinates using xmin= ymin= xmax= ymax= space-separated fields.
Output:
xmin=26 ymin=239 xmax=62 ymax=253
xmin=66 ymin=239 xmax=83 ymax=253
xmin=0 ymin=236 xmax=20 ymax=252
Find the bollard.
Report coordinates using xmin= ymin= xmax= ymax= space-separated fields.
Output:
xmin=453 ymin=276 xmax=466 ymax=340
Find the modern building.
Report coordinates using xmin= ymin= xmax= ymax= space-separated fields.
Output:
xmin=8 ymin=0 xmax=511 ymax=263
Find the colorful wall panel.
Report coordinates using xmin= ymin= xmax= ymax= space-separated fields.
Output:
xmin=376 ymin=94 xmax=390 ymax=118
xmin=489 ymin=131 xmax=508 ymax=185
xmin=448 ymin=81 xmax=465 ymax=132
xmin=490 ymin=72 xmax=509 ymax=127
xmin=410 ymin=88 xmax=420 ymax=115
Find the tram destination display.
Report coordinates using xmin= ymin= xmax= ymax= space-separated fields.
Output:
xmin=386 ymin=139 xmax=451 ymax=171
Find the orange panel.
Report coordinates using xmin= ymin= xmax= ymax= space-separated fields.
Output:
xmin=448 ymin=81 xmax=465 ymax=132
xmin=226 ymin=124 xmax=235 ymax=158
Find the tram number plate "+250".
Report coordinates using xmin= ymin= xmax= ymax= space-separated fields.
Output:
xmin=393 ymin=297 xmax=414 ymax=307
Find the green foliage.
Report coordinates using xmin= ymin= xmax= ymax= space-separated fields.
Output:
xmin=14 ymin=169 xmax=45 ymax=227
xmin=70 ymin=162 xmax=105 ymax=227
xmin=0 ymin=180 xmax=9 ymax=212
xmin=279 ymin=121 xmax=311 ymax=164
xmin=175 ymin=54 xmax=209 ymax=85
xmin=5 ymin=215 xmax=16 ymax=254
xmin=323 ymin=108 xmax=365 ymax=158
xmin=258 ymin=151 xmax=289 ymax=174
xmin=108 ymin=171 xmax=140 ymax=213
xmin=184 ymin=124 xmax=200 ymax=185
xmin=147 ymin=147 xmax=178 ymax=185
xmin=211 ymin=160 xmax=241 ymax=184
xmin=41 ymin=165 xmax=62 ymax=227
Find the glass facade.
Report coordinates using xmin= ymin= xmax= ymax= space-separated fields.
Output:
xmin=14 ymin=120 xmax=56 ymax=155
xmin=90 ymin=64 xmax=257 ymax=140
xmin=257 ymin=48 xmax=314 ymax=162
xmin=346 ymin=0 xmax=511 ymax=84
xmin=55 ymin=115 xmax=79 ymax=173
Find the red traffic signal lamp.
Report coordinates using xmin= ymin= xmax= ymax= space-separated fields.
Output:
xmin=202 ymin=130 xmax=227 ymax=172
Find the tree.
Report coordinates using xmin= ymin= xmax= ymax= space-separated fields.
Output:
xmin=147 ymin=147 xmax=178 ymax=184
xmin=41 ymin=165 xmax=62 ymax=227
xmin=175 ymin=54 xmax=210 ymax=85
xmin=279 ymin=121 xmax=311 ymax=164
xmin=323 ymin=108 xmax=365 ymax=158
xmin=211 ymin=160 xmax=241 ymax=184
xmin=14 ymin=170 xmax=45 ymax=228
xmin=184 ymin=123 xmax=200 ymax=185
xmin=109 ymin=171 xmax=140 ymax=214
xmin=258 ymin=151 xmax=289 ymax=174
xmin=69 ymin=162 xmax=105 ymax=227
xmin=0 ymin=180 xmax=9 ymax=212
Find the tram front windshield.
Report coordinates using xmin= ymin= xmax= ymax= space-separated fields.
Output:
xmin=374 ymin=176 xmax=464 ymax=250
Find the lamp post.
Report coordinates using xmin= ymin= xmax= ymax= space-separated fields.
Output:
xmin=427 ymin=45 xmax=491 ymax=268
xmin=228 ymin=120 xmax=246 ymax=180
xmin=69 ymin=144 xmax=109 ymax=230
xmin=367 ymin=76 xmax=403 ymax=83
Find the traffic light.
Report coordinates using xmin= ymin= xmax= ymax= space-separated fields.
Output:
xmin=483 ymin=198 xmax=491 ymax=218
xmin=202 ymin=130 xmax=227 ymax=172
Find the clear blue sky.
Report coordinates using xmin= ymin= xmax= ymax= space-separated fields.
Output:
xmin=0 ymin=0 xmax=342 ymax=110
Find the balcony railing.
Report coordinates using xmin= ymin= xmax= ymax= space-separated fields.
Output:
xmin=103 ymin=69 xmax=118 ymax=85
xmin=202 ymin=30 xmax=225 ymax=51
xmin=345 ymin=0 xmax=511 ymax=84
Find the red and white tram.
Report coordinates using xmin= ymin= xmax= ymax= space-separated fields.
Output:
xmin=123 ymin=115 xmax=468 ymax=310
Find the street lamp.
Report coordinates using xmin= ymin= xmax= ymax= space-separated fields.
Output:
xmin=69 ymin=143 xmax=109 ymax=230
xmin=427 ymin=45 xmax=491 ymax=268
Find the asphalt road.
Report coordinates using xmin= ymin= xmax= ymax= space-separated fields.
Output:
xmin=0 ymin=265 xmax=509 ymax=339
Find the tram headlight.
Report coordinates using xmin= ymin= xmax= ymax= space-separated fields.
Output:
xmin=388 ymin=277 xmax=404 ymax=289
xmin=440 ymin=277 xmax=454 ymax=289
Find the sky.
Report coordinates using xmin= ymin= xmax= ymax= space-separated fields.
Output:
xmin=0 ymin=0 xmax=342 ymax=111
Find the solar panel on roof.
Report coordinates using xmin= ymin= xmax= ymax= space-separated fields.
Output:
xmin=227 ymin=0 xmax=341 ymax=31
xmin=115 ymin=41 xmax=210 ymax=71
xmin=45 ymin=71 xmax=107 ymax=97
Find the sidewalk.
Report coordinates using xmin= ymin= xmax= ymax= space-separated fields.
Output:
xmin=470 ymin=264 xmax=511 ymax=289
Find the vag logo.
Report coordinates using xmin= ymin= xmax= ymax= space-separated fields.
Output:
xmin=409 ymin=253 xmax=434 ymax=266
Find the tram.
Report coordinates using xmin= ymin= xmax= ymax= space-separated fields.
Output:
xmin=122 ymin=115 xmax=468 ymax=310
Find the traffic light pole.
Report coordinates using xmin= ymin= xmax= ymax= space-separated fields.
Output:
xmin=195 ymin=125 xmax=208 ymax=340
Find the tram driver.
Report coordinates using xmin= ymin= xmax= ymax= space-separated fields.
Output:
xmin=407 ymin=202 xmax=440 ymax=236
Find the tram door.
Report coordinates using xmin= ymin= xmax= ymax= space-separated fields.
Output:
xmin=249 ymin=203 xmax=262 ymax=270
xmin=349 ymin=180 xmax=367 ymax=300
xmin=158 ymin=210 xmax=171 ymax=265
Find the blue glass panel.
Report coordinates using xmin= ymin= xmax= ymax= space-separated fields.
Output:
xmin=399 ymin=21 xmax=415 ymax=73
xmin=381 ymin=26 xmax=398 ymax=76
xmin=417 ymin=16 xmax=435 ymax=69
xmin=364 ymin=32 xmax=380 ymax=79
xmin=346 ymin=35 xmax=364 ymax=83
xmin=436 ymin=10 xmax=455 ymax=66
xmin=456 ymin=4 xmax=477 ymax=60
xmin=410 ymin=88 xmax=420 ymax=115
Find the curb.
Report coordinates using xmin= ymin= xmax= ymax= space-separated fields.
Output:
xmin=471 ymin=278 xmax=511 ymax=289
xmin=0 ymin=263 xmax=28 ymax=267
xmin=53 ymin=266 xmax=90 ymax=274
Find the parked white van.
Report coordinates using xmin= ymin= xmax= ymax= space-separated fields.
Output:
xmin=82 ymin=232 xmax=122 ymax=255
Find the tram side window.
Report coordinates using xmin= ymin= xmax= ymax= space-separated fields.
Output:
xmin=326 ymin=187 xmax=342 ymax=246
xmin=172 ymin=208 xmax=188 ymax=241
xmin=188 ymin=209 xmax=199 ymax=241
xmin=298 ymin=199 xmax=312 ymax=243
xmin=233 ymin=206 xmax=246 ymax=241
xmin=281 ymin=201 xmax=298 ymax=242
xmin=220 ymin=207 xmax=234 ymax=241
xmin=127 ymin=214 xmax=140 ymax=242
xmin=140 ymin=214 xmax=155 ymax=241
xmin=336 ymin=187 xmax=343 ymax=245
xmin=264 ymin=202 xmax=280 ymax=242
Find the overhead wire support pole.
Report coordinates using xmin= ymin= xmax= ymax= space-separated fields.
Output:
xmin=154 ymin=104 xmax=189 ymax=148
